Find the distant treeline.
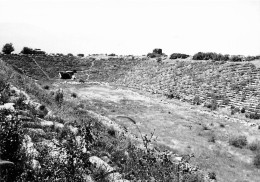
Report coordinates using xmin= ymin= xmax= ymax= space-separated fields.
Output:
xmin=21 ymin=47 xmax=46 ymax=55
xmin=192 ymin=52 xmax=260 ymax=62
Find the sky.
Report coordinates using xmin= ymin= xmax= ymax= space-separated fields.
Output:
xmin=0 ymin=0 xmax=260 ymax=56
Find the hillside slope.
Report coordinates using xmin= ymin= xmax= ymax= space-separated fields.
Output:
xmin=114 ymin=60 xmax=260 ymax=118
xmin=0 ymin=54 xmax=91 ymax=80
xmin=0 ymin=58 xmax=209 ymax=181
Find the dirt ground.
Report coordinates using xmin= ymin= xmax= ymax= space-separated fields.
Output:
xmin=55 ymin=82 xmax=260 ymax=182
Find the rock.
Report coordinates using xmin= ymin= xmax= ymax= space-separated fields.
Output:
xmin=31 ymin=159 xmax=40 ymax=169
xmin=89 ymin=156 xmax=124 ymax=181
xmin=0 ymin=159 xmax=14 ymax=166
xmin=68 ymin=125 xmax=78 ymax=135
xmin=0 ymin=103 xmax=15 ymax=111
xmin=18 ymin=115 xmax=32 ymax=121
xmin=23 ymin=135 xmax=39 ymax=157
xmin=26 ymin=128 xmax=47 ymax=138
xmin=114 ymin=179 xmax=130 ymax=182
xmin=39 ymin=118 xmax=64 ymax=129
xmin=101 ymin=156 xmax=111 ymax=163
xmin=89 ymin=156 xmax=114 ymax=172
xmin=82 ymin=174 xmax=95 ymax=182
xmin=171 ymin=156 xmax=183 ymax=162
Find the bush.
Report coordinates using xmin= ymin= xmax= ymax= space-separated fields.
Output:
xmin=147 ymin=52 xmax=160 ymax=58
xmin=170 ymin=53 xmax=189 ymax=59
xmin=208 ymin=136 xmax=216 ymax=143
xmin=205 ymin=99 xmax=217 ymax=110
xmin=229 ymin=135 xmax=247 ymax=148
xmin=77 ymin=54 xmax=84 ymax=57
xmin=192 ymin=52 xmax=229 ymax=61
xmin=54 ymin=89 xmax=64 ymax=106
xmin=79 ymin=79 xmax=85 ymax=83
xmin=0 ymin=109 xmax=26 ymax=181
xmin=153 ymin=48 xmax=162 ymax=55
xmin=0 ymin=81 xmax=10 ymax=104
xmin=245 ymin=112 xmax=260 ymax=119
xmin=247 ymin=141 xmax=260 ymax=151
xmin=21 ymin=47 xmax=45 ymax=55
xmin=107 ymin=127 xmax=116 ymax=137
xmin=230 ymin=55 xmax=243 ymax=62
xmin=208 ymin=171 xmax=217 ymax=180
xmin=192 ymin=96 xmax=201 ymax=105
xmin=43 ymin=85 xmax=50 ymax=90
xmin=219 ymin=123 xmax=225 ymax=128
xmin=2 ymin=43 xmax=15 ymax=54
xmin=253 ymin=152 xmax=260 ymax=168
xmin=71 ymin=93 xmax=77 ymax=98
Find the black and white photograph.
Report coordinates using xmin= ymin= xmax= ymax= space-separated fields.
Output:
xmin=0 ymin=0 xmax=260 ymax=181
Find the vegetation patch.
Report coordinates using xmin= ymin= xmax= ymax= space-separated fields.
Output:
xmin=229 ymin=135 xmax=248 ymax=148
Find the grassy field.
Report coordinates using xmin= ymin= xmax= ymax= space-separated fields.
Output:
xmin=57 ymin=82 xmax=260 ymax=182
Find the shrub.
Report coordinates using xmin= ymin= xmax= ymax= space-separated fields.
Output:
xmin=222 ymin=98 xmax=230 ymax=105
xmin=153 ymin=48 xmax=162 ymax=55
xmin=205 ymin=99 xmax=217 ymax=110
xmin=77 ymin=54 xmax=84 ymax=57
xmin=157 ymin=57 xmax=162 ymax=63
xmin=38 ymin=104 xmax=46 ymax=111
xmin=192 ymin=96 xmax=201 ymax=105
xmin=147 ymin=52 xmax=160 ymax=58
xmin=192 ymin=52 xmax=229 ymax=61
xmin=79 ymin=79 xmax=85 ymax=83
xmin=229 ymin=135 xmax=247 ymax=148
xmin=107 ymin=127 xmax=116 ymax=137
xmin=219 ymin=123 xmax=225 ymax=128
xmin=182 ymin=173 xmax=204 ymax=182
xmin=208 ymin=136 xmax=216 ymax=143
xmin=0 ymin=82 xmax=10 ymax=104
xmin=245 ymin=112 xmax=260 ymax=119
xmin=170 ymin=53 xmax=189 ymax=59
xmin=2 ymin=43 xmax=14 ymax=54
xmin=43 ymin=85 xmax=50 ymax=90
xmin=247 ymin=141 xmax=260 ymax=151
xmin=21 ymin=47 xmax=45 ymax=55
xmin=14 ymin=95 xmax=27 ymax=110
xmin=54 ymin=89 xmax=64 ymax=106
xmin=253 ymin=152 xmax=260 ymax=168
xmin=20 ymin=47 xmax=33 ymax=54
xmin=0 ymin=78 xmax=7 ymax=92
xmin=0 ymin=109 xmax=26 ymax=181
xmin=208 ymin=171 xmax=217 ymax=180
xmin=71 ymin=93 xmax=77 ymax=98
xmin=230 ymin=55 xmax=243 ymax=62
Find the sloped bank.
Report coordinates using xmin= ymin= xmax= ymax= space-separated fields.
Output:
xmin=0 ymin=59 xmax=212 ymax=181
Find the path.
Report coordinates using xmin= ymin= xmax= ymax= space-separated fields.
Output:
xmin=32 ymin=58 xmax=51 ymax=80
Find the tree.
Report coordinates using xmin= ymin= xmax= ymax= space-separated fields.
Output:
xmin=2 ymin=43 xmax=14 ymax=54
xmin=20 ymin=47 xmax=34 ymax=54
xmin=77 ymin=54 xmax=84 ymax=57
